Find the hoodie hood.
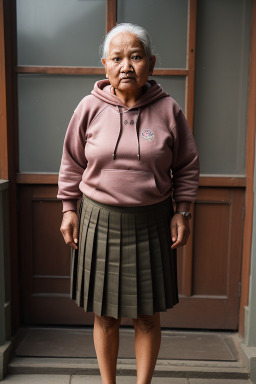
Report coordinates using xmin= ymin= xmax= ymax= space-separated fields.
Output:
xmin=91 ymin=79 xmax=170 ymax=161
xmin=91 ymin=79 xmax=169 ymax=110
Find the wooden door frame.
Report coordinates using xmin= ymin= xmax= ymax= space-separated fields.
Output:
xmin=0 ymin=0 xmax=253 ymax=334
xmin=0 ymin=0 xmax=8 ymax=179
xmin=0 ymin=0 xmax=20 ymax=331
xmin=239 ymin=0 xmax=256 ymax=337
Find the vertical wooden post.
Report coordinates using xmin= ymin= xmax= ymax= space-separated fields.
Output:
xmin=0 ymin=0 xmax=8 ymax=180
xmin=182 ymin=0 xmax=197 ymax=297
xmin=239 ymin=0 xmax=256 ymax=337
xmin=106 ymin=0 xmax=117 ymax=33
xmin=185 ymin=0 xmax=197 ymax=130
xmin=2 ymin=0 xmax=20 ymax=332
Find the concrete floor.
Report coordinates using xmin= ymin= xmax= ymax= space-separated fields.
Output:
xmin=5 ymin=328 xmax=251 ymax=383
xmin=0 ymin=374 xmax=253 ymax=383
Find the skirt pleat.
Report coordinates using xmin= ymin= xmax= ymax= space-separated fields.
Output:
xmin=75 ymin=203 xmax=92 ymax=306
xmin=83 ymin=206 xmax=100 ymax=311
xmin=71 ymin=194 xmax=179 ymax=319
xmin=147 ymin=216 xmax=167 ymax=312
xmin=119 ymin=213 xmax=137 ymax=318
xmin=101 ymin=210 xmax=121 ymax=318
xmin=135 ymin=213 xmax=154 ymax=315
xmin=164 ymin=209 xmax=179 ymax=305
xmin=70 ymin=198 xmax=86 ymax=301
xmin=91 ymin=208 xmax=109 ymax=316
xmin=156 ymin=210 xmax=174 ymax=308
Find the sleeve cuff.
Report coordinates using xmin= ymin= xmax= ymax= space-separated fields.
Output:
xmin=62 ymin=199 xmax=78 ymax=213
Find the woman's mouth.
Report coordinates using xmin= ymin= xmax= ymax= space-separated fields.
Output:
xmin=120 ymin=76 xmax=135 ymax=81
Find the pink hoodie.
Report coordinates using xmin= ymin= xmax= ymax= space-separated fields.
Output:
xmin=57 ymin=79 xmax=200 ymax=212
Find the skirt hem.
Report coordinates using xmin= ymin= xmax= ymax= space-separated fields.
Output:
xmin=71 ymin=297 xmax=179 ymax=319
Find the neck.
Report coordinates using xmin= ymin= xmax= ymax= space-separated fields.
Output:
xmin=114 ymin=88 xmax=143 ymax=108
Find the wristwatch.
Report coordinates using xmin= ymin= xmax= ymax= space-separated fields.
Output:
xmin=174 ymin=211 xmax=192 ymax=220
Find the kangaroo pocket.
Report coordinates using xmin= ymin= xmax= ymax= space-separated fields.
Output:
xmin=90 ymin=169 xmax=164 ymax=205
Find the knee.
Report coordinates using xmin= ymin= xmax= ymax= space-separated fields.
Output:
xmin=94 ymin=314 xmax=120 ymax=333
xmin=134 ymin=314 xmax=158 ymax=334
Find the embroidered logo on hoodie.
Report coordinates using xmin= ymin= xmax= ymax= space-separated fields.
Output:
xmin=142 ymin=129 xmax=154 ymax=141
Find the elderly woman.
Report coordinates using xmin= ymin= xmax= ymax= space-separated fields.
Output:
xmin=58 ymin=23 xmax=199 ymax=384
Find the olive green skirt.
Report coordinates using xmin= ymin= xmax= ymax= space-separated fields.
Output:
xmin=70 ymin=194 xmax=179 ymax=319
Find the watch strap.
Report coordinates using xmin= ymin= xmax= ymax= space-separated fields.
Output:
xmin=175 ymin=211 xmax=192 ymax=220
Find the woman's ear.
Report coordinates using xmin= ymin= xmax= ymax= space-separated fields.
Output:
xmin=101 ymin=59 xmax=108 ymax=79
xmin=149 ymin=55 xmax=156 ymax=75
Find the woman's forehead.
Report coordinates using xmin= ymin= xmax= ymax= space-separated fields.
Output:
xmin=108 ymin=32 xmax=144 ymax=54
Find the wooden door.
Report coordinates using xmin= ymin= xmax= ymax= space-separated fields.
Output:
xmin=13 ymin=0 xmax=250 ymax=328
xmin=18 ymin=183 xmax=244 ymax=329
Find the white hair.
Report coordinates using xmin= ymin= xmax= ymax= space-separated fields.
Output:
xmin=100 ymin=23 xmax=153 ymax=62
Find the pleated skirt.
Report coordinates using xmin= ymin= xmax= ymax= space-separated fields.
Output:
xmin=70 ymin=194 xmax=179 ymax=319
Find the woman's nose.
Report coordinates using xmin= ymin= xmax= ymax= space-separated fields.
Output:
xmin=121 ymin=59 xmax=133 ymax=72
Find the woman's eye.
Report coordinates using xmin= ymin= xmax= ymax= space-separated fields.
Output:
xmin=132 ymin=55 xmax=141 ymax=60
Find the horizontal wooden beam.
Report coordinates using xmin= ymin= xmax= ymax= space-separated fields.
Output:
xmin=153 ymin=69 xmax=188 ymax=76
xmin=16 ymin=173 xmax=59 ymax=184
xmin=16 ymin=173 xmax=246 ymax=187
xmin=16 ymin=66 xmax=105 ymax=75
xmin=16 ymin=66 xmax=188 ymax=77
xmin=199 ymin=175 xmax=246 ymax=187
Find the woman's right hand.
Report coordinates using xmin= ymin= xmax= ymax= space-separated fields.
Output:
xmin=60 ymin=211 xmax=79 ymax=250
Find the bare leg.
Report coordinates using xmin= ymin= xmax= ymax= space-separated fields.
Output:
xmin=93 ymin=314 xmax=121 ymax=384
xmin=133 ymin=312 xmax=161 ymax=384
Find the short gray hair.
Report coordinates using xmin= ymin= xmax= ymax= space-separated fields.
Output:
xmin=100 ymin=23 xmax=153 ymax=62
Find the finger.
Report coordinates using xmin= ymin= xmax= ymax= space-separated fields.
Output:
xmin=64 ymin=232 xmax=78 ymax=249
xmin=61 ymin=228 xmax=75 ymax=247
xmin=170 ymin=221 xmax=177 ymax=243
xmin=171 ymin=225 xmax=186 ymax=249
xmin=177 ymin=224 xmax=186 ymax=244
xmin=73 ymin=222 xmax=79 ymax=244
xmin=68 ymin=241 xmax=78 ymax=250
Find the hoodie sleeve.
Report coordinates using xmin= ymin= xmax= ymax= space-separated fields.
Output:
xmin=170 ymin=109 xmax=200 ymax=203
xmin=57 ymin=111 xmax=87 ymax=212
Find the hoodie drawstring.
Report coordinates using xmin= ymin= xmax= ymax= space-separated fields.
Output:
xmin=112 ymin=107 xmax=123 ymax=160
xmin=113 ymin=107 xmax=141 ymax=161
xmin=136 ymin=108 xmax=141 ymax=160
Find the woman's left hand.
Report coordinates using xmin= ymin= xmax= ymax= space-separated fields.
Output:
xmin=170 ymin=214 xmax=190 ymax=249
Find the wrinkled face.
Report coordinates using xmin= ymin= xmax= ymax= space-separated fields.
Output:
xmin=102 ymin=32 xmax=155 ymax=95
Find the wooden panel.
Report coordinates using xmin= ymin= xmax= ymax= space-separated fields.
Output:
xmin=193 ymin=196 xmax=230 ymax=295
xmin=19 ymin=184 xmax=95 ymax=325
xmin=161 ymin=187 xmax=244 ymax=329
xmin=32 ymin=200 xmax=70 ymax=276
xmin=33 ymin=277 xmax=70 ymax=294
